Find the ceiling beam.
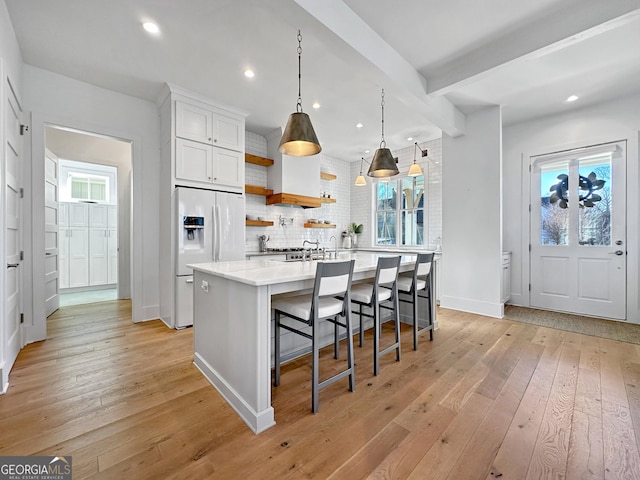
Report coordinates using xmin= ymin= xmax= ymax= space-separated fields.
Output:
xmin=427 ymin=0 xmax=640 ymax=96
xmin=295 ymin=0 xmax=466 ymax=137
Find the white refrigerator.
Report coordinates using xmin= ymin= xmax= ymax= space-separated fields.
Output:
xmin=175 ymin=187 xmax=245 ymax=328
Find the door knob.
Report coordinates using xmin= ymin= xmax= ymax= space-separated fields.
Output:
xmin=7 ymin=263 xmax=19 ymax=268
xmin=608 ymin=250 xmax=624 ymax=256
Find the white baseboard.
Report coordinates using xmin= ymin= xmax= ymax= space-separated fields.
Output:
xmin=440 ymin=295 xmax=504 ymax=318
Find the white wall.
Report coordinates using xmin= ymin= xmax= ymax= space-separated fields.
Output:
xmin=22 ymin=65 xmax=160 ymax=341
xmin=503 ymin=94 xmax=640 ymax=323
xmin=441 ymin=106 xmax=503 ymax=318
xmin=0 ymin=0 xmax=24 ymax=392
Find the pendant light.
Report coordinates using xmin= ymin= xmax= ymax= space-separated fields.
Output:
xmin=279 ymin=30 xmax=321 ymax=156
xmin=354 ymin=157 xmax=367 ymax=186
xmin=408 ymin=142 xmax=424 ymax=176
xmin=367 ymin=88 xmax=399 ymax=178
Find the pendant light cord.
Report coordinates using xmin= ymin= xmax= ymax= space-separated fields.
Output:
xmin=297 ymin=30 xmax=303 ymax=113
xmin=380 ymin=89 xmax=386 ymax=148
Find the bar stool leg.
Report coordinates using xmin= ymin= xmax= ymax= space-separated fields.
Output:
xmin=311 ymin=315 xmax=320 ymax=413
xmin=412 ymin=289 xmax=419 ymax=350
xmin=334 ymin=316 xmax=339 ymax=359
xmin=373 ymin=299 xmax=380 ymax=376
xmin=394 ymin=293 xmax=401 ymax=362
xmin=359 ymin=304 xmax=364 ymax=347
xmin=346 ymin=309 xmax=355 ymax=392
xmin=274 ymin=311 xmax=281 ymax=387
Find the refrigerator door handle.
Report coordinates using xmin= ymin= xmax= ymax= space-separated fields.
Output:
xmin=212 ymin=207 xmax=217 ymax=261
xmin=185 ymin=277 xmax=194 ymax=284
xmin=216 ymin=205 xmax=222 ymax=261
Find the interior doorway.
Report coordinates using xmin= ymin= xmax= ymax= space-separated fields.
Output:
xmin=45 ymin=126 xmax=132 ymax=310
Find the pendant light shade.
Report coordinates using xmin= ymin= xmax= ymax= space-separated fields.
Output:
xmin=279 ymin=30 xmax=321 ymax=156
xmin=279 ymin=112 xmax=321 ymax=156
xmin=368 ymin=88 xmax=399 ymax=177
xmin=354 ymin=157 xmax=367 ymax=186
xmin=367 ymin=148 xmax=398 ymax=177
xmin=408 ymin=142 xmax=424 ymax=176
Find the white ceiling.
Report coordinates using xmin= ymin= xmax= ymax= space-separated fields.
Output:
xmin=5 ymin=0 xmax=640 ymax=160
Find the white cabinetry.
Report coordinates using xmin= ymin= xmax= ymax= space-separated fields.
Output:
xmin=502 ymin=252 xmax=511 ymax=304
xmin=59 ymin=202 xmax=118 ymax=289
xmin=173 ymin=99 xmax=244 ymax=192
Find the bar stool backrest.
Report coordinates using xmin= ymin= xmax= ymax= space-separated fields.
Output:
xmin=315 ymin=260 xmax=355 ymax=298
xmin=377 ymin=256 xmax=401 ymax=287
xmin=414 ymin=253 xmax=434 ymax=286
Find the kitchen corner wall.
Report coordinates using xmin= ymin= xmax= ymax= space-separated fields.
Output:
xmin=350 ymin=138 xmax=443 ymax=250
xmin=245 ymin=131 xmax=351 ymax=252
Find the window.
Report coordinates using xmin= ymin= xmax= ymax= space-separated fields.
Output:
xmin=69 ymin=174 xmax=109 ymax=202
xmin=375 ymin=175 xmax=425 ymax=246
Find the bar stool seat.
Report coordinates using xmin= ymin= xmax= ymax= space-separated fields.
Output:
xmin=273 ymin=259 xmax=356 ymax=414
xmin=273 ymin=295 xmax=344 ymax=320
xmin=351 ymin=284 xmax=392 ymax=304
xmin=396 ymin=276 xmax=426 ymax=292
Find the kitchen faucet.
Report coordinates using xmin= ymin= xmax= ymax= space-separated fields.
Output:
xmin=303 ymin=239 xmax=321 ymax=261
xmin=329 ymin=235 xmax=337 ymax=259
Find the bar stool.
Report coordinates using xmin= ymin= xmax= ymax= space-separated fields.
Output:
xmin=397 ymin=253 xmax=434 ymax=350
xmin=350 ymin=256 xmax=401 ymax=375
xmin=272 ymin=259 xmax=355 ymax=413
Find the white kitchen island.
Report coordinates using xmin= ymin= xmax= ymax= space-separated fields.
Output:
xmin=188 ymin=252 xmax=428 ymax=434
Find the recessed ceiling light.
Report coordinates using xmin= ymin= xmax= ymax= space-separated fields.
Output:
xmin=566 ymin=95 xmax=579 ymax=102
xmin=312 ymin=102 xmax=320 ymax=109
xmin=142 ymin=21 xmax=160 ymax=34
xmin=364 ymin=149 xmax=370 ymax=154
xmin=356 ymin=123 xmax=363 ymax=128
xmin=243 ymin=69 xmax=255 ymax=78
xmin=407 ymin=137 xmax=413 ymax=141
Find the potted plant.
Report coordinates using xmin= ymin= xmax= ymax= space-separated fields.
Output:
xmin=350 ymin=222 xmax=363 ymax=247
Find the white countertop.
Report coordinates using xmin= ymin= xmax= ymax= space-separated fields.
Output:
xmin=188 ymin=251 xmax=418 ymax=287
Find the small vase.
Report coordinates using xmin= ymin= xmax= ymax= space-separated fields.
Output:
xmin=351 ymin=233 xmax=357 ymax=248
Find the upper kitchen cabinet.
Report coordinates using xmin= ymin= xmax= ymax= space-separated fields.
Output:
xmin=175 ymin=101 xmax=244 ymax=152
xmin=159 ymin=85 xmax=246 ymax=194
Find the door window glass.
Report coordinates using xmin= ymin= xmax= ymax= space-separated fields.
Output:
xmin=577 ymin=155 xmax=610 ymax=246
xmin=540 ymin=162 xmax=569 ymax=245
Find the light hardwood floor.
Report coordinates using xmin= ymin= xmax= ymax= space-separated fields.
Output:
xmin=2 ymin=300 xmax=640 ymax=479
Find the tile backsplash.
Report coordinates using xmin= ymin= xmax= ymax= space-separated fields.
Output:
xmin=245 ymin=131 xmax=442 ymax=253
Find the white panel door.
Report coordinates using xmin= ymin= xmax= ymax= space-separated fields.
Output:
xmin=530 ymin=142 xmax=627 ymax=319
xmin=59 ymin=227 xmax=70 ymax=289
xmin=68 ymin=227 xmax=89 ymax=287
xmin=108 ymin=228 xmax=118 ymax=284
xmin=68 ymin=202 xmax=88 ymax=227
xmin=89 ymin=203 xmax=108 ymax=228
xmin=89 ymin=228 xmax=108 ymax=286
xmin=44 ymin=148 xmax=59 ymax=316
xmin=4 ymin=77 xmax=23 ymax=389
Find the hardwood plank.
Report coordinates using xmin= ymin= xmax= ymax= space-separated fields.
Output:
xmin=525 ymin=346 xmax=580 ymax=480
xmin=602 ymin=400 xmax=640 ymax=479
xmin=487 ymin=365 xmax=556 ymax=480
xmin=566 ymin=410 xmax=604 ymax=480
xmin=623 ymin=361 xmax=640 ymax=451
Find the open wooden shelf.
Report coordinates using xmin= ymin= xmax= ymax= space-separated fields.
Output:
xmin=246 ymin=219 xmax=274 ymax=227
xmin=320 ymin=197 xmax=336 ymax=204
xmin=320 ymin=172 xmax=337 ymax=180
xmin=266 ymin=193 xmax=321 ymax=209
xmin=245 ymin=184 xmax=274 ymax=196
xmin=304 ymin=223 xmax=336 ymax=228
xmin=245 ymin=153 xmax=274 ymax=167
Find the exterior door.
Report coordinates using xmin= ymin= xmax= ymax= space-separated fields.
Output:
xmin=530 ymin=141 xmax=626 ymax=319
xmin=4 ymin=77 xmax=23 ymax=388
xmin=44 ymin=148 xmax=59 ymax=315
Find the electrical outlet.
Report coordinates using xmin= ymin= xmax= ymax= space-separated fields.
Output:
xmin=201 ymin=280 xmax=209 ymax=292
